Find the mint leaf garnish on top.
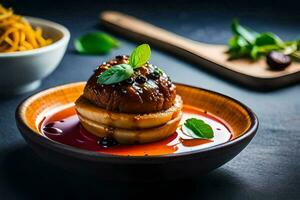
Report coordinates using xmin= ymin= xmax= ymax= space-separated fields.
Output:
xmin=129 ymin=44 xmax=151 ymax=69
xmin=74 ymin=32 xmax=119 ymax=54
xmin=97 ymin=64 xmax=133 ymax=85
xmin=97 ymin=44 xmax=151 ymax=85
xmin=183 ymin=118 xmax=214 ymax=139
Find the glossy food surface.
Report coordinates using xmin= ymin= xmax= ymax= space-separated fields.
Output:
xmin=83 ymin=55 xmax=176 ymax=114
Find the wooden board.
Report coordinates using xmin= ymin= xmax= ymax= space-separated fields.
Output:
xmin=100 ymin=11 xmax=300 ymax=90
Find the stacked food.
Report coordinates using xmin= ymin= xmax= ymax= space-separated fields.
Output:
xmin=75 ymin=44 xmax=183 ymax=144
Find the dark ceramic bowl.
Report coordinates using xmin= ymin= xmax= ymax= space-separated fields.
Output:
xmin=16 ymin=82 xmax=258 ymax=181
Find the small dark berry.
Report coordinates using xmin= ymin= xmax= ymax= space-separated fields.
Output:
xmin=98 ymin=137 xmax=118 ymax=148
xmin=266 ymin=51 xmax=291 ymax=70
xmin=148 ymin=71 xmax=160 ymax=80
xmin=116 ymin=55 xmax=128 ymax=60
xmin=116 ymin=55 xmax=124 ymax=59
xmin=135 ymin=75 xmax=147 ymax=84
xmin=125 ymin=77 xmax=134 ymax=84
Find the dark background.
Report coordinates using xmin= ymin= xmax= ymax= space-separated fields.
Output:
xmin=0 ymin=0 xmax=300 ymax=199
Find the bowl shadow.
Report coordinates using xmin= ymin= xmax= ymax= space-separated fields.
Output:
xmin=2 ymin=145 xmax=247 ymax=200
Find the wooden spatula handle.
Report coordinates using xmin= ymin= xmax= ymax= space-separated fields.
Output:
xmin=100 ymin=11 xmax=300 ymax=90
xmin=100 ymin=11 xmax=205 ymax=55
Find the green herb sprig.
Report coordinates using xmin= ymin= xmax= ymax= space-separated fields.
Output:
xmin=183 ymin=118 xmax=214 ymax=139
xmin=74 ymin=32 xmax=119 ymax=54
xmin=97 ymin=44 xmax=151 ymax=85
xmin=227 ymin=19 xmax=300 ymax=60
xmin=129 ymin=44 xmax=151 ymax=68
xmin=96 ymin=64 xmax=133 ymax=85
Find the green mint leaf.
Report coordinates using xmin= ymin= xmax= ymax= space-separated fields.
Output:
xmin=228 ymin=35 xmax=248 ymax=50
xmin=129 ymin=44 xmax=151 ymax=69
xmin=231 ymin=19 xmax=257 ymax=44
xmin=228 ymin=36 xmax=253 ymax=60
xmin=227 ymin=35 xmax=252 ymax=59
xmin=74 ymin=32 xmax=119 ymax=54
xmin=254 ymin=32 xmax=284 ymax=47
xmin=250 ymin=46 xmax=260 ymax=60
xmin=184 ymin=118 xmax=214 ymax=139
xmin=97 ymin=64 xmax=133 ymax=85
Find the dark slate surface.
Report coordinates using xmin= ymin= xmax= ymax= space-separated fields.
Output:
xmin=0 ymin=0 xmax=299 ymax=199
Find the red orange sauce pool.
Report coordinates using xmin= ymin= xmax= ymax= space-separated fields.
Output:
xmin=41 ymin=105 xmax=233 ymax=156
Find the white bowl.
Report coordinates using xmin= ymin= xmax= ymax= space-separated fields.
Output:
xmin=0 ymin=17 xmax=70 ymax=95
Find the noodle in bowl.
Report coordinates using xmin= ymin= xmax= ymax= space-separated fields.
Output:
xmin=0 ymin=17 xmax=70 ymax=94
xmin=0 ymin=4 xmax=53 ymax=53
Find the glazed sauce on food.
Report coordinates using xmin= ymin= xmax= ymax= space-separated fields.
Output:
xmin=41 ymin=105 xmax=232 ymax=156
xmin=84 ymin=55 xmax=176 ymax=114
